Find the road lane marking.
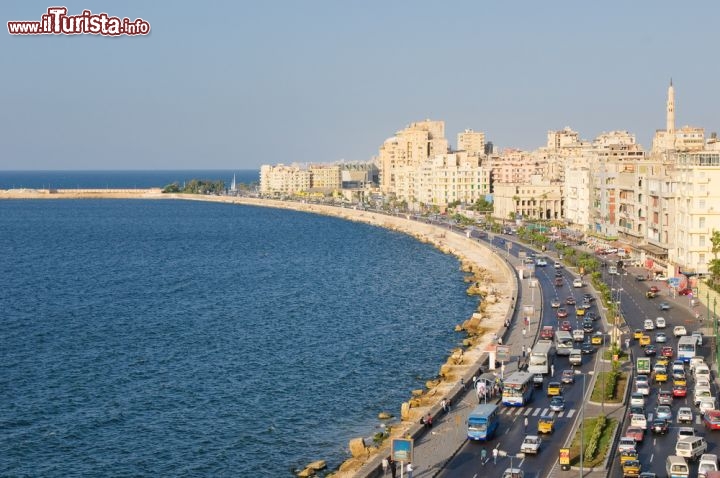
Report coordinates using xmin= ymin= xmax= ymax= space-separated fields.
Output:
xmin=567 ymin=409 xmax=576 ymax=418
xmin=533 ymin=408 xmax=542 ymax=416
xmin=650 ymin=453 xmax=654 ymax=462
xmin=524 ymin=408 xmax=533 ymax=415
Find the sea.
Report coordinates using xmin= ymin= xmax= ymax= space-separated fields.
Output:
xmin=0 ymin=171 xmax=477 ymax=477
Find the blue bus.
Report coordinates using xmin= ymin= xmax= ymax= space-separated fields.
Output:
xmin=467 ymin=404 xmax=500 ymax=441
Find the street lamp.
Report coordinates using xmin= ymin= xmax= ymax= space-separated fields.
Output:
xmin=497 ymin=449 xmax=525 ymax=473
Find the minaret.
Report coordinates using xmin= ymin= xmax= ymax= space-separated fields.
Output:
xmin=666 ymin=78 xmax=675 ymax=134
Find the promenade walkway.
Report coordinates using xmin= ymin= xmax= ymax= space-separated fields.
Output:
xmin=361 ymin=237 xmax=544 ymax=478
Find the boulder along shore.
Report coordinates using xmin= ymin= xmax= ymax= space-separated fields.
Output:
xmin=2 ymin=190 xmax=516 ymax=477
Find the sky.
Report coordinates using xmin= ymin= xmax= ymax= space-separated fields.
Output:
xmin=2 ymin=0 xmax=719 ymax=170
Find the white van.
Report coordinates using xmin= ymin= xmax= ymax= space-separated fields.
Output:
xmin=666 ymin=456 xmax=690 ymax=478
xmin=676 ymin=436 xmax=707 ymax=461
xmin=691 ymin=357 xmax=707 ymax=372
xmin=699 ymin=454 xmax=719 ymax=478
xmin=695 ymin=364 xmax=711 ymax=381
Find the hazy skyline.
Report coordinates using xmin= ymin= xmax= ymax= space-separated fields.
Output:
xmin=2 ymin=0 xmax=719 ymax=170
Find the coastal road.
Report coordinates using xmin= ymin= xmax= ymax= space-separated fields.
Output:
xmin=438 ymin=238 xmax=603 ymax=478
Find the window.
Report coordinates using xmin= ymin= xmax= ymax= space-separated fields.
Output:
xmin=700 ymin=217 xmax=706 ymax=228
xmin=699 ymin=199 xmax=706 ymax=209
xmin=700 ymin=236 xmax=706 ymax=247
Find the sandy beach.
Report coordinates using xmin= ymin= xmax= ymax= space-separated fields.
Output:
xmin=2 ymin=189 xmax=515 ymax=476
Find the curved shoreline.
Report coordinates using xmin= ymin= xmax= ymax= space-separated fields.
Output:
xmin=2 ymin=190 xmax=516 ymax=476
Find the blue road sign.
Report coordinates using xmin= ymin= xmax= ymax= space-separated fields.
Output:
xmin=668 ymin=277 xmax=680 ymax=288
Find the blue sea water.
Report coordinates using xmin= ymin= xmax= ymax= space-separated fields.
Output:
xmin=0 ymin=196 xmax=476 ymax=477
xmin=0 ymin=170 xmax=258 ymax=190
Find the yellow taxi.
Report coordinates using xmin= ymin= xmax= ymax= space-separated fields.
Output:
xmin=654 ymin=365 xmax=668 ymax=383
xmin=576 ymin=307 xmax=586 ymax=317
xmin=538 ymin=415 xmax=555 ymax=434
xmin=634 ymin=329 xmax=644 ymax=340
xmin=619 ymin=449 xmax=638 ymax=464
xmin=622 ymin=459 xmax=640 ymax=477
xmin=639 ymin=335 xmax=651 ymax=346
xmin=674 ymin=375 xmax=687 ymax=387
xmin=547 ymin=382 xmax=562 ymax=396
xmin=591 ymin=332 xmax=603 ymax=345
xmin=656 ymin=356 xmax=670 ymax=366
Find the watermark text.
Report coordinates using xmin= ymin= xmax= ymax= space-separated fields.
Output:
xmin=8 ymin=7 xmax=151 ymax=36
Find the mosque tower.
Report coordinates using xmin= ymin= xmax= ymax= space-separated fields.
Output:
xmin=666 ymin=79 xmax=675 ymax=135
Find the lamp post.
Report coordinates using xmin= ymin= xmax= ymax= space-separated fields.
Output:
xmin=575 ymin=370 xmax=586 ymax=477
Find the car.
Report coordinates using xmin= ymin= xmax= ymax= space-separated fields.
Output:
xmin=581 ymin=300 xmax=592 ymax=310
xmin=656 ymin=356 xmax=670 ymax=367
xmin=554 ymin=277 xmax=563 ymax=287
xmin=675 ymin=359 xmax=687 ymax=371
xmin=649 ymin=285 xmax=660 ymax=293
xmin=678 ymin=427 xmax=696 ymax=439
xmin=698 ymin=454 xmax=719 ymax=478
xmin=695 ymin=388 xmax=714 ymax=406
xmin=629 ymin=405 xmax=646 ymax=417
xmin=560 ymin=321 xmax=572 ymax=332
xmin=655 ymin=332 xmax=667 ymax=343
xmin=566 ymin=296 xmax=576 ymax=305
xmin=554 ymin=262 xmax=562 ymax=269
xmin=536 ymin=258 xmax=548 ymax=267
xmin=576 ymin=307 xmax=586 ymax=317
xmin=626 ymin=426 xmax=645 ymax=443
xmin=654 ymin=364 xmax=668 ymax=382
xmin=674 ymin=385 xmax=688 ymax=398
xmin=547 ymin=382 xmax=562 ymax=396
xmin=573 ymin=329 xmax=585 ymax=342
xmin=644 ymin=319 xmax=655 ymax=331
xmin=583 ymin=320 xmax=595 ymax=333
xmin=550 ymin=396 xmax=565 ymax=412
xmin=690 ymin=357 xmax=707 ymax=372
xmin=538 ymin=415 xmax=555 ymax=434
xmin=699 ymin=399 xmax=716 ymax=416
xmin=586 ymin=311 xmax=599 ymax=321
xmin=622 ymin=460 xmax=641 ymax=477
xmin=674 ymin=373 xmax=687 ymax=387
xmin=696 ymin=377 xmax=711 ymax=390
xmin=639 ymin=335 xmax=651 ymax=347
xmin=533 ymin=373 xmax=544 ymax=388
xmin=582 ymin=293 xmax=595 ymax=302
xmin=573 ymin=278 xmax=584 ymax=288
xmin=651 ymin=418 xmax=669 ymax=434
xmin=678 ymin=407 xmax=693 ymax=423
xmin=639 ymin=473 xmax=657 ymax=478
xmin=630 ymin=413 xmax=647 ymax=430
xmin=661 ymin=346 xmax=674 ymax=358
xmin=634 ymin=329 xmax=644 ymax=340
xmin=678 ymin=287 xmax=693 ymax=296
xmin=644 ymin=345 xmax=657 ymax=356
xmin=591 ymin=331 xmax=604 ymax=345
xmin=692 ymin=331 xmax=704 ymax=346
xmin=540 ymin=326 xmax=555 ymax=340
xmin=655 ymin=317 xmax=666 ymax=328
xmin=580 ymin=343 xmax=594 ymax=354
xmin=619 ymin=436 xmax=637 ymax=452
xmin=550 ymin=299 xmax=561 ymax=308
xmin=561 ymin=369 xmax=575 ymax=384
xmin=520 ymin=435 xmax=542 ymax=454
xmin=703 ymin=410 xmax=720 ymax=430
xmin=656 ymin=405 xmax=672 ymax=420
xmin=636 ymin=274 xmax=647 ymax=281
xmin=619 ymin=449 xmax=639 ymax=464
xmin=631 ymin=392 xmax=646 ymax=407
xmin=557 ymin=307 xmax=569 ymax=318
xmin=646 ymin=291 xmax=657 ymax=299
xmin=555 ymin=270 xmax=563 ymax=277
xmin=658 ymin=390 xmax=673 ymax=405
xmin=636 ymin=375 xmax=649 ymax=386
xmin=674 ymin=325 xmax=688 ymax=337
xmin=659 ymin=302 xmax=671 ymax=311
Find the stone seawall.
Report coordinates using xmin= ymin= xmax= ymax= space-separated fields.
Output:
xmin=0 ymin=188 xmax=164 ymax=199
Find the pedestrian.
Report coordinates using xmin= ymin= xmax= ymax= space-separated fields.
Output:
xmin=551 ymin=364 xmax=555 ymax=376
xmin=461 ymin=378 xmax=465 ymax=389
xmin=447 ymin=398 xmax=452 ymax=410
xmin=389 ymin=457 xmax=397 ymax=478
xmin=498 ymin=337 xmax=503 ymax=345
xmin=522 ymin=345 xmax=526 ymax=358
xmin=492 ymin=447 xmax=498 ymax=464
xmin=381 ymin=457 xmax=389 ymax=476
xmin=406 ymin=462 xmax=414 ymax=478
xmin=522 ymin=328 xmax=527 ymax=338
xmin=524 ymin=416 xmax=528 ymax=433
xmin=481 ymin=447 xmax=487 ymax=465
xmin=441 ymin=398 xmax=448 ymax=413
xmin=425 ymin=413 xmax=432 ymax=428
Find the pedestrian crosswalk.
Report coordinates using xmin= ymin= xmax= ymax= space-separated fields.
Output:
xmin=499 ymin=406 xmax=577 ymax=418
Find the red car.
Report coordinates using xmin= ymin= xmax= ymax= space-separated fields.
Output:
xmin=678 ymin=288 xmax=693 ymax=296
xmin=560 ymin=321 xmax=572 ymax=331
xmin=703 ymin=410 xmax=720 ymax=430
xmin=649 ymin=286 xmax=660 ymax=293
xmin=555 ymin=277 xmax=563 ymax=287
xmin=557 ymin=308 xmax=569 ymax=319
xmin=673 ymin=385 xmax=687 ymax=398
xmin=541 ymin=326 xmax=555 ymax=340
xmin=626 ymin=426 xmax=645 ymax=443
xmin=661 ymin=346 xmax=674 ymax=357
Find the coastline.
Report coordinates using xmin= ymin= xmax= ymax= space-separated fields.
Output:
xmin=2 ymin=190 xmax=516 ymax=476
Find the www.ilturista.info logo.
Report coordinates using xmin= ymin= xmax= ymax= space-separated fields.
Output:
xmin=8 ymin=7 xmax=151 ymax=36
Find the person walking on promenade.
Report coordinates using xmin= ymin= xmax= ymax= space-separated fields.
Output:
xmin=382 ymin=457 xmax=388 ymax=476
xmin=406 ymin=462 xmax=414 ymax=478
xmin=498 ymin=336 xmax=503 ymax=345
xmin=522 ymin=345 xmax=526 ymax=358
xmin=551 ymin=364 xmax=555 ymax=377
xmin=492 ymin=447 xmax=498 ymax=465
xmin=389 ymin=457 xmax=397 ymax=478
xmin=481 ymin=447 xmax=487 ymax=465
xmin=441 ymin=398 xmax=448 ymax=413
xmin=524 ymin=416 xmax=528 ymax=433
xmin=522 ymin=328 xmax=527 ymax=339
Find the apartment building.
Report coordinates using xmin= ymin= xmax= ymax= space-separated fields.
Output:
xmin=493 ymin=176 xmax=563 ymax=221
xmin=259 ymin=164 xmax=311 ymax=195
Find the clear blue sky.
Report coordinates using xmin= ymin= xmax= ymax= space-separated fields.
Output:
xmin=2 ymin=0 xmax=719 ymax=170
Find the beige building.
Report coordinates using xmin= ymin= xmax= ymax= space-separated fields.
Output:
xmin=309 ymin=165 xmax=341 ymax=192
xmin=493 ymin=176 xmax=563 ymax=221
xmin=412 ymin=152 xmax=491 ymax=208
xmin=260 ymin=164 xmax=311 ymax=195
xmin=378 ymin=120 xmax=449 ymax=193
xmin=457 ymin=129 xmax=486 ymax=156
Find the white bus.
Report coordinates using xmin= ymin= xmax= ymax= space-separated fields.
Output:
xmin=555 ymin=330 xmax=574 ymax=356
xmin=528 ymin=340 xmax=554 ymax=375
xmin=678 ymin=336 xmax=697 ymax=363
xmin=502 ymin=371 xmax=534 ymax=406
